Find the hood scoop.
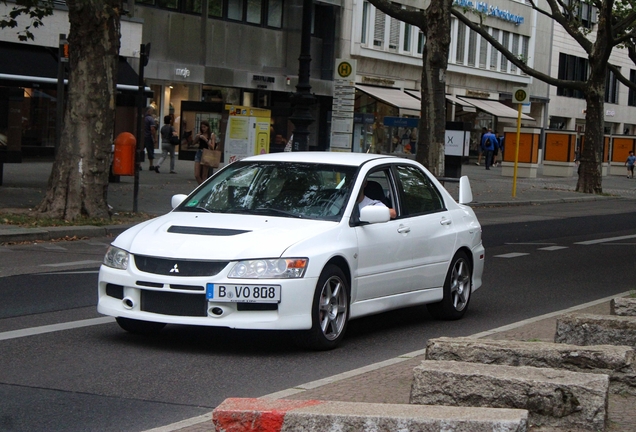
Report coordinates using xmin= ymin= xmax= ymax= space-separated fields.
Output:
xmin=168 ymin=226 xmax=251 ymax=236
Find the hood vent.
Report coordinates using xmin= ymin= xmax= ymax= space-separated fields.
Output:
xmin=168 ymin=226 xmax=250 ymax=236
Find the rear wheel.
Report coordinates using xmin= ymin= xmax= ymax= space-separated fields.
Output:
xmin=427 ymin=251 xmax=472 ymax=320
xmin=295 ymin=264 xmax=349 ymax=350
xmin=116 ymin=317 xmax=166 ymax=335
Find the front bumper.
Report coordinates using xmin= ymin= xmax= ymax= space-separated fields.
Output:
xmin=97 ymin=264 xmax=317 ymax=330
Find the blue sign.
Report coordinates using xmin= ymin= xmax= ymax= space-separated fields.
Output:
xmin=383 ymin=117 xmax=419 ymax=128
xmin=453 ymin=0 xmax=524 ymax=25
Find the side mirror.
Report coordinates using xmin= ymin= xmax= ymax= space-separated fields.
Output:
xmin=458 ymin=176 xmax=473 ymax=204
xmin=171 ymin=194 xmax=188 ymax=209
xmin=360 ymin=205 xmax=391 ymax=224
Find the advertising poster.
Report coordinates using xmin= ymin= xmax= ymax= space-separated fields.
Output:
xmin=224 ymin=105 xmax=271 ymax=164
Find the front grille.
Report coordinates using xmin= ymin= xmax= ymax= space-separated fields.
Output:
xmin=134 ymin=255 xmax=229 ymax=276
xmin=141 ymin=290 xmax=207 ymax=317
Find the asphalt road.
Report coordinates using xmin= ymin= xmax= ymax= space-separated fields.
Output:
xmin=1 ymin=199 xmax=635 ymax=431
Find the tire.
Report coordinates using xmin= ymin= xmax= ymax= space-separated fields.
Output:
xmin=295 ymin=264 xmax=349 ymax=351
xmin=116 ymin=317 xmax=166 ymax=335
xmin=427 ymin=251 xmax=472 ymax=320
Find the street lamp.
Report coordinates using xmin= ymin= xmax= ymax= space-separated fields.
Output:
xmin=289 ymin=0 xmax=316 ymax=151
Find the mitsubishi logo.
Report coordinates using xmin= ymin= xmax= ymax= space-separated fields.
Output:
xmin=169 ymin=264 xmax=179 ymax=273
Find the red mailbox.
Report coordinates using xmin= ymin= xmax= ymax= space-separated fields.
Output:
xmin=113 ymin=132 xmax=136 ymax=176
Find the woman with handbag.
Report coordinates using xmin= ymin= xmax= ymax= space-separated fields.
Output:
xmin=193 ymin=120 xmax=216 ymax=184
xmin=155 ymin=115 xmax=179 ymax=174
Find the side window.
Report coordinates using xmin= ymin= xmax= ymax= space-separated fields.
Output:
xmin=364 ymin=169 xmax=394 ymax=209
xmin=396 ymin=165 xmax=444 ymax=216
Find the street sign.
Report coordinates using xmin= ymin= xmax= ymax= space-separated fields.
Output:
xmin=513 ymin=87 xmax=529 ymax=104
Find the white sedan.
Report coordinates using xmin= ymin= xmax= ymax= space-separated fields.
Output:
xmin=98 ymin=152 xmax=484 ymax=350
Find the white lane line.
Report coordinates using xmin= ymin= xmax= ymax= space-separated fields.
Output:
xmin=505 ymin=242 xmax=556 ymax=245
xmin=142 ymin=413 xmax=213 ymax=432
xmin=0 ymin=317 xmax=114 ymax=341
xmin=38 ymin=245 xmax=67 ymax=251
xmin=40 ymin=260 xmax=102 ymax=267
xmin=537 ymin=246 xmax=568 ymax=251
xmin=36 ymin=270 xmax=100 ymax=275
xmin=575 ymin=234 xmax=636 ymax=245
xmin=493 ymin=252 xmax=529 ymax=258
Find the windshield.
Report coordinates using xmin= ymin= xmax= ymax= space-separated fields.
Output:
xmin=176 ymin=161 xmax=358 ymax=221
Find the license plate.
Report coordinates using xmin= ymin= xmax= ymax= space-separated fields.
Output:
xmin=206 ymin=284 xmax=281 ymax=303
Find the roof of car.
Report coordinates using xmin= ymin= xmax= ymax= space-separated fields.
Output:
xmin=241 ymin=152 xmax=400 ymax=166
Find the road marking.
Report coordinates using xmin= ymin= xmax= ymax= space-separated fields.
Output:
xmin=537 ymin=246 xmax=568 ymax=251
xmin=36 ymin=270 xmax=100 ymax=275
xmin=575 ymin=234 xmax=636 ymax=245
xmin=505 ymin=242 xmax=556 ymax=245
xmin=40 ymin=260 xmax=102 ymax=267
xmin=0 ymin=317 xmax=114 ymax=341
xmin=493 ymin=252 xmax=529 ymax=258
xmin=38 ymin=244 xmax=67 ymax=251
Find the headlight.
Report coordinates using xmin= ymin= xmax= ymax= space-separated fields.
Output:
xmin=228 ymin=258 xmax=308 ymax=279
xmin=103 ymin=246 xmax=129 ymax=270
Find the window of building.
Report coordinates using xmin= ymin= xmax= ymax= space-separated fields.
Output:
xmin=455 ymin=21 xmax=466 ymax=64
xmin=403 ymin=23 xmax=411 ymax=52
xmin=467 ymin=28 xmax=477 ymax=67
xmin=389 ymin=17 xmax=400 ymax=51
xmin=478 ymin=34 xmax=487 ymax=69
xmin=139 ymin=0 xmax=282 ymax=28
xmin=417 ymin=31 xmax=424 ymax=54
xmin=629 ymin=70 xmax=636 ymax=107
xmin=557 ymin=52 xmax=588 ymax=99
xmin=500 ymin=31 xmax=509 ymax=72
xmin=374 ymin=9 xmax=386 ymax=47
xmin=510 ymin=34 xmax=519 ymax=72
xmin=605 ymin=66 xmax=619 ymax=104
xmin=361 ymin=1 xmax=369 ymax=44
xmin=490 ymin=29 xmax=499 ymax=70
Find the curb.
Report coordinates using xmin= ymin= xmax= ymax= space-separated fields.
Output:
xmin=0 ymin=224 xmax=133 ymax=244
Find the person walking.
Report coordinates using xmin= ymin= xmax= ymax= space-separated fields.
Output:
xmin=155 ymin=115 xmax=178 ymax=174
xmin=492 ymin=130 xmax=504 ymax=166
xmin=143 ymin=106 xmax=157 ymax=171
xmin=626 ymin=150 xmax=636 ymax=178
xmin=481 ymin=128 xmax=497 ymax=170
xmin=193 ymin=120 xmax=216 ymax=184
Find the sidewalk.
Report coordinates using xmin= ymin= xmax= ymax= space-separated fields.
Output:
xmin=2 ymin=158 xmax=636 ymax=432
xmin=1 ymin=157 xmax=634 ymax=243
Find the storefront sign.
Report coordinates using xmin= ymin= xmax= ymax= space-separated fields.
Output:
xmin=175 ymin=67 xmax=190 ymax=78
xmin=252 ymin=75 xmax=275 ymax=83
xmin=383 ymin=117 xmax=419 ymax=128
xmin=453 ymin=0 xmax=525 ymax=25
xmin=361 ymin=76 xmax=395 ymax=86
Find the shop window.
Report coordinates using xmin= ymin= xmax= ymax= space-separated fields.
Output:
xmin=605 ymin=66 xmax=619 ymax=104
xmin=629 ymin=70 xmax=636 ymax=107
xmin=557 ymin=53 xmax=588 ymax=99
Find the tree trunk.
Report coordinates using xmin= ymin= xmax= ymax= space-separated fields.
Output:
xmin=577 ymin=90 xmax=604 ymax=193
xmin=415 ymin=0 xmax=451 ymax=177
xmin=37 ymin=0 xmax=122 ymax=220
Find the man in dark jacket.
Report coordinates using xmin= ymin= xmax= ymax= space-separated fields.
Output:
xmin=481 ymin=128 xmax=497 ymax=170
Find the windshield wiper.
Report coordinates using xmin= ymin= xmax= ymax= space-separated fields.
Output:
xmin=179 ymin=206 xmax=212 ymax=213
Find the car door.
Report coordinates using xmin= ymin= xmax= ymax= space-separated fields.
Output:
xmin=354 ymin=168 xmax=414 ymax=301
xmin=393 ymin=164 xmax=458 ymax=291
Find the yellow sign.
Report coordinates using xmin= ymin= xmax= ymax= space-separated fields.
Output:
xmin=337 ymin=62 xmax=352 ymax=78
xmin=513 ymin=87 xmax=529 ymax=104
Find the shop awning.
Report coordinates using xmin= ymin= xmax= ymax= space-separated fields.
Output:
xmin=0 ymin=41 xmax=148 ymax=93
xmin=457 ymin=96 xmax=534 ymax=121
xmin=445 ymin=94 xmax=477 ymax=112
xmin=356 ymin=84 xmax=421 ymax=117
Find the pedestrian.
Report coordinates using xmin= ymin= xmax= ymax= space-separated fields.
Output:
xmin=143 ymin=106 xmax=157 ymax=171
xmin=155 ymin=115 xmax=178 ymax=174
xmin=481 ymin=128 xmax=497 ymax=170
xmin=626 ymin=150 xmax=636 ymax=178
xmin=193 ymin=120 xmax=216 ymax=184
xmin=476 ymin=127 xmax=487 ymax=166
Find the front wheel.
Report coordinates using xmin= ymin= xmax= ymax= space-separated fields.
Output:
xmin=116 ymin=317 xmax=166 ymax=335
xmin=295 ymin=264 xmax=349 ymax=351
xmin=427 ymin=251 xmax=472 ymax=320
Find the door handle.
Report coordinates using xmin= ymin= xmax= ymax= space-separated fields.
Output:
xmin=397 ymin=225 xmax=411 ymax=234
xmin=440 ymin=218 xmax=452 ymax=226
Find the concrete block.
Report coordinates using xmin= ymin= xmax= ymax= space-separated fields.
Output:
xmin=212 ymin=397 xmax=529 ymax=432
xmin=556 ymin=313 xmax=636 ymax=348
xmin=410 ymin=360 xmax=608 ymax=431
xmin=426 ymin=337 xmax=636 ymax=395
xmin=610 ymin=297 xmax=636 ymax=316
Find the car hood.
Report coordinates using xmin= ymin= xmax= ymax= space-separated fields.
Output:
xmin=112 ymin=212 xmax=336 ymax=260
